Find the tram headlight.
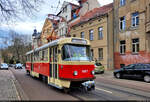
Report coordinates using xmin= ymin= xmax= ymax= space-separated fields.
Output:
xmin=91 ymin=70 xmax=95 ymax=75
xmin=73 ymin=71 xmax=78 ymax=76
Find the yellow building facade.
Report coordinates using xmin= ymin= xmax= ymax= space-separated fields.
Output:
xmin=69 ymin=3 xmax=114 ymax=70
xmin=40 ymin=17 xmax=59 ymax=45
xmin=114 ymin=0 xmax=150 ymax=69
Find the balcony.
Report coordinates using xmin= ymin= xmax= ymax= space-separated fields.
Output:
xmin=146 ymin=21 xmax=150 ymax=33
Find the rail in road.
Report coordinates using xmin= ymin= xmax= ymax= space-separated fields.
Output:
xmin=70 ymin=82 xmax=150 ymax=100
xmin=96 ymin=74 xmax=150 ymax=93
xmin=10 ymin=68 xmax=150 ymax=101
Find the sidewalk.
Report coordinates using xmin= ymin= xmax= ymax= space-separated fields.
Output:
xmin=95 ymin=70 xmax=114 ymax=78
xmin=0 ymin=70 xmax=20 ymax=100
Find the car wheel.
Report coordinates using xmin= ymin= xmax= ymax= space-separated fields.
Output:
xmin=115 ymin=73 xmax=121 ymax=79
xmin=144 ymin=75 xmax=150 ymax=83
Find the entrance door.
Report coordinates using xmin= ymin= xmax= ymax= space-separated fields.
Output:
xmin=49 ymin=46 xmax=58 ymax=84
xmin=31 ymin=53 xmax=33 ymax=71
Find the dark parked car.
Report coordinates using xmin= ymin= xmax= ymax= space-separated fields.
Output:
xmin=114 ymin=63 xmax=150 ymax=83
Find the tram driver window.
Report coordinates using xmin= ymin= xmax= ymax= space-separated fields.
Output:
xmin=62 ymin=44 xmax=91 ymax=61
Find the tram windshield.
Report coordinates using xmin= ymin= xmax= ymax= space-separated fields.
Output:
xmin=62 ymin=44 xmax=91 ymax=61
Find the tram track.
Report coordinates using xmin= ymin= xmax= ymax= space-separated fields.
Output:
xmin=95 ymin=82 xmax=150 ymax=99
xmin=69 ymin=81 xmax=150 ymax=100
xmin=69 ymin=87 xmax=119 ymax=100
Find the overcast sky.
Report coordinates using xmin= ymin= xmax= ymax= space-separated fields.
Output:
xmin=0 ymin=0 xmax=113 ymax=35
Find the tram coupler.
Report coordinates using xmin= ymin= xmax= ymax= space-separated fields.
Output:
xmin=81 ymin=80 xmax=95 ymax=91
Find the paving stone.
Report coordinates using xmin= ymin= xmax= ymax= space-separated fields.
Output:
xmin=0 ymin=70 xmax=20 ymax=100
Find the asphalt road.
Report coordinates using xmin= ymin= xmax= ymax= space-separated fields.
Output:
xmin=10 ymin=68 xmax=78 ymax=101
xmin=10 ymin=68 xmax=150 ymax=101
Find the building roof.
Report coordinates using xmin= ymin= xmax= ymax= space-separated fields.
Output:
xmin=70 ymin=3 xmax=113 ymax=27
xmin=57 ymin=1 xmax=79 ymax=16
xmin=70 ymin=3 xmax=79 ymax=10
xmin=49 ymin=19 xmax=59 ymax=29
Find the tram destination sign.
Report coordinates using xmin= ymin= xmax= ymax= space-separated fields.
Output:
xmin=72 ymin=38 xmax=87 ymax=44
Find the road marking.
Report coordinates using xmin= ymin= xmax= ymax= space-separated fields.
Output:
xmin=95 ymin=87 xmax=113 ymax=94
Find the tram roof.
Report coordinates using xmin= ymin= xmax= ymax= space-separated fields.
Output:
xmin=26 ymin=37 xmax=90 ymax=55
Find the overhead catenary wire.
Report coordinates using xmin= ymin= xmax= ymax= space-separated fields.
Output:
xmin=55 ymin=0 xmax=61 ymax=14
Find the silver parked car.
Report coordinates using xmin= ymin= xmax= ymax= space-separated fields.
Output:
xmin=0 ymin=63 xmax=9 ymax=70
xmin=15 ymin=63 xmax=23 ymax=69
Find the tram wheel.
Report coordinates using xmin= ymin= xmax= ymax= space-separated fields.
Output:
xmin=63 ymin=88 xmax=70 ymax=94
xmin=26 ymin=71 xmax=30 ymax=76
xmin=39 ymin=74 xmax=43 ymax=80
xmin=42 ymin=76 xmax=48 ymax=84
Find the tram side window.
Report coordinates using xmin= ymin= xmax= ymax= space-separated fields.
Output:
xmin=26 ymin=55 xmax=28 ymax=61
xmin=33 ymin=54 xmax=36 ymax=61
xmin=34 ymin=54 xmax=36 ymax=61
xmin=37 ymin=52 xmax=40 ymax=61
xmin=49 ymin=48 xmax=52 ymax=62
xmin=29 ymin=55 xmax=31 ymax=61
xmin=27 ymin=55 xmax=31 ymax=61
xmin=55 ymin=47 xmax=57 ymax=62
xmin=39 ymin=51 xmax=42 ymax=61
xmin=41 ymin=49 xmax=48 ymax=61
xmin=34 ymin=51 xmax=40 ymax=61
xmin=34 ymin=52 xmax=37 ymax=61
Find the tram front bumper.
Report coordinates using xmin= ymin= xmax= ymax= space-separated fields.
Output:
xmin=81 ymin=80 xmax=95 ymax=91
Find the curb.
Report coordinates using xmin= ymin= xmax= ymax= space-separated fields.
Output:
xmin=12 ymin=79 xmax=21 ymax=100
xmin=9 ymin=69 xmax=29 ymax=100
xmin=13 ymin=79 xmax=29 ymax=100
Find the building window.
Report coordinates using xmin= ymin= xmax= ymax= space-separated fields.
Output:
xmin=98 ymin=48 xmax=103 ymax=60
xmin=73 ymin=34 xmax=76 ymax=37
xmin=89 ymin=29 xmax=94 ymax=41
xmin=81 ymin=32 xmax=84 ymax=38
xmin=120 ymin=40 xmax=126 ymax=54
xmin=120 ymin=16 xmax=126 ymax=30
xmin=132 ymin=12 xmax=139 ymax=27
xmin=120 ymin=0 xmax=126 ymax=6
xmin=91 ymin=49 xmax=94 ymax=60
xmin=132 ymin=38 xmax=139 ymax=53
xmin=98 ymin=27 xmax=103 ymax=40
xmin=130 ymin=0 xmax=136 ymax=2
xmin=65 ymin=28 xmax=67 ymax=34
xmin=120 ymin=64 xmax=125 ymax=68
xmin=61 ymin=28 xmax=63 ymax=36
xmin=65 ymin=15 xmax=68 ymax=20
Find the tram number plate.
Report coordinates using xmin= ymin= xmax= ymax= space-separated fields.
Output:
xmin=82 ymin=70 xmax=88 ymax=73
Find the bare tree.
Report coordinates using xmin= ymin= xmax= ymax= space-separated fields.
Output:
xmin=10 ymin=30 xmax=32 ymax=63
xmin=0 ymin=0 xmax=44 ymax=22
xmin=0 ymin=30 xmax=32 ymax=64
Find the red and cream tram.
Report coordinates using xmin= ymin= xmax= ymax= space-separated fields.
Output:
xmin=26 ymin=37 xmax=95 ymax=92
